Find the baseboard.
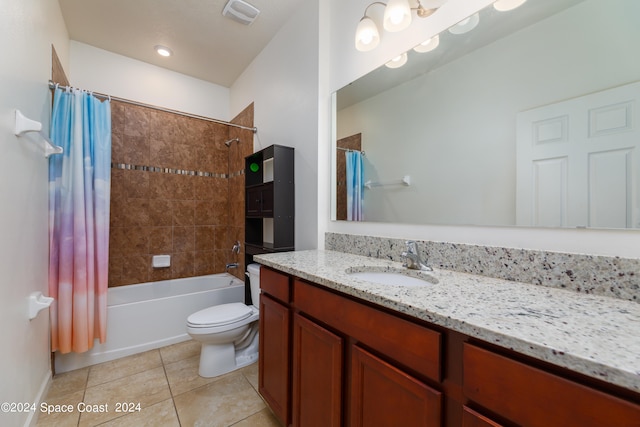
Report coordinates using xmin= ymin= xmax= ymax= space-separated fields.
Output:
xmin=23 ymin=370 xmax=52 ymax=427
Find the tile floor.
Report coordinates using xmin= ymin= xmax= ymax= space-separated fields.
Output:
xmin=36 ymin=340 xmax=282 ymax=427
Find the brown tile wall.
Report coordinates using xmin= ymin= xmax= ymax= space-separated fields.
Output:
xmin=336 ymin=133 xmax=362 ymax=221
xmin=108 ymin=101 xmax=254 ymax=286
xmin=227 ymin=103 xmax=255 ymax=280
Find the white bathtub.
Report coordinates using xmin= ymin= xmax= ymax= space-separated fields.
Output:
xmin=54 ymin=273 xmax=245 ymax=373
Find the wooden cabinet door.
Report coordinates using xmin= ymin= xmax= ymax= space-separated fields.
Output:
xmin=246 ymin=186 xmax=263 ymax=217
xmin=350 ymin=345 xmax=441 ymax=427
xmin=292 ymin=313 xmax=343 ymax=427
xmin=462 ymin=407 xmax=503 ymax=427
xmin=259 ymin=294 xmax=290 ymax=426
xmin=246 ymin=183 xmax=274 ymax=217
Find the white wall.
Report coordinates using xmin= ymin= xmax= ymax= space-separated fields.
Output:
xmin=337 ymin=0 xmax=640 ymax=227
xmin=70 ymin=41 xmax=230 ymax=120
xmin=0 ymin=1 xmax=69 ymax=426
xmin=231 ymin=0 xmax=321 ymax=251
xmin=322 ymin=0 xmax=640 ymax=258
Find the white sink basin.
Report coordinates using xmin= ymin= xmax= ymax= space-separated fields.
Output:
xmin=345 ymin=266 xmax=437 ymax=286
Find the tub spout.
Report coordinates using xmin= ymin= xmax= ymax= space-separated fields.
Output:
xmin=225 ymin=262 xmax=239 ymax=271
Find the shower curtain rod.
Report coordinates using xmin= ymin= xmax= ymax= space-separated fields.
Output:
xmin=48 ymin=81 xmax=257 ymax=134
xmin=337 ymin=146 xmax=365 ymax=155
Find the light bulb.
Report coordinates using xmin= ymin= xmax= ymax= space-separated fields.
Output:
xmin=384 ymin=0 xmax=412 ymax=32
xmin=448 ymin=13 xmax=479 ymax=35
xmin=355 ymin=17 xmax=380 ymax=51
xmin=413 ymin=34 xmax=440 ymax=53
xmin=155 ymin=45 xmax=172 ymax=57
xmin=385 ymin=52 xmax=408 ymax=69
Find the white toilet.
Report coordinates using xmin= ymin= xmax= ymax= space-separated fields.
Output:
xmin=187 ymin=264 xmax=261 ymax=378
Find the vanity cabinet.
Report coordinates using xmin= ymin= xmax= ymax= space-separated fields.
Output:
xmin=258 ymin=266 xmax=640 ymax=427
xmin=463 ymin=344 xmax=640 ymax=427
xmin=258 ymin=268 xmax=292 ymax=426
xmin=293 ymin=277 xmax=442 ymax=426
xmin=259 ymin=266 xmax=442 ymax=427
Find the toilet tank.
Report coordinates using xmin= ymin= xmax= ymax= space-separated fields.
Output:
xmin=247 ymin=263 xmax=261 ymax=308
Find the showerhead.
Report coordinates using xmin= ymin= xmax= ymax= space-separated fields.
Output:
xmin=224 ymin=138 xmax=240 ymax=147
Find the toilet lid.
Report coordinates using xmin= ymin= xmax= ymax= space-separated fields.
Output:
xmin=187 ymin=303 xmax=253 ymax=327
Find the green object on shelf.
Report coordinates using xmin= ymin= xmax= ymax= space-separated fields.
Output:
xmin=250 ymin=162 xmax=260 ymax=173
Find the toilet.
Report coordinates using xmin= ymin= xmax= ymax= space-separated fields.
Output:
xmin=187 ymin=264 xmax=261 ymax=378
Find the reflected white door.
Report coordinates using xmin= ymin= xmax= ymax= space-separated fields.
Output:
xmin=516 ymin=81 xmax=640 ymax=228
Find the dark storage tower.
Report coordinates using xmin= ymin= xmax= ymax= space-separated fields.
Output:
xmin=244 ymin=145 xmax=294 ymax=302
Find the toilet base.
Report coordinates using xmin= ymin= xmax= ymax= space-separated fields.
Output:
xmin=197 ymin=331 xmax=259 ymax=378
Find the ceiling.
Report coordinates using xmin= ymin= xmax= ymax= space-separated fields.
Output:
xmin=58 ymin=0 xmax=304 ymax=88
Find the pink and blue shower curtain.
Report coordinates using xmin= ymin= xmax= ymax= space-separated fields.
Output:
xmin=346 ymin=150 xmax=364 ymax=221
xmin=48 ymin=87 xmax=111 ymax=354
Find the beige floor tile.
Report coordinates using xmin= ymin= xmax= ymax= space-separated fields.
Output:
xmin=97 ymin=398 xmax=180 ymax=427
xmin=231 ymin=407 xmax=283 ymax=427
xmin=240 ymin=361 xmax=259 ymax=391
xmin=164 ymin=355 xmax=221 ymax=397
xmin=46 ymin=367 xmax=89 ymax=399
xmin=86 ymin=349 xmax=162 ymax=388
xmin=36 ymin=390 xmax=84 ymax=427
xmin=79 ymin=366 xmax=171 ymax=426
xmin=174 ymin=371 xmax=266 ymax=427
xmin=159 ymin=339 xmax=201 ymax=365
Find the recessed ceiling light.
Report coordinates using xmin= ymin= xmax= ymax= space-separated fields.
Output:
xmin=155 ymin=45 xmax=173 ymax=57
xmin=493 ymin=0 xmax=528 ymax=12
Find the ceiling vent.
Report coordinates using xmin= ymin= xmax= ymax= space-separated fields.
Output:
xmin=222 ymin=0 xmax=260 ymax=26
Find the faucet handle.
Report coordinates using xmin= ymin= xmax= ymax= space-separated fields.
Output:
xmin=405 ymin=240 xmax=418 ymax=253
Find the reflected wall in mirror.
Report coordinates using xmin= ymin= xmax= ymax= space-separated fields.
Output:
xmin=334 ymin=0 xmax=640 ymax=228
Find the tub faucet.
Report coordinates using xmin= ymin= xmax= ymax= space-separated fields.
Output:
xmin=231 ymin=241 xmax=241 ymax=254
xmin=225 ymin=262 xmax=239 ymax=271
xmin=401 ymin=241 xmax=432 ymax=271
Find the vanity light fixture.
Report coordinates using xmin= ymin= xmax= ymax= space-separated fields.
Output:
xmin=413 ymin=34 xmax=440 ymax=53
xmin=154 ymin=45 xmax=173 ymax=57
xmin=385 ymin=52 xmax=408 ymax=68
xmin=355 ymin=3 xmax=384 ymax=52
xmin=493 ymin=0 xmax=527 ymax=12
xmin=355 ymin=0 xmax=444 ymax=52
xmin=448 ymin=13 xmax=479 ymax=35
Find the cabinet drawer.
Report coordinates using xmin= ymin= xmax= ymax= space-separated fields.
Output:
xmin=294 ymin=279 xmax=441 ymax=382
xmin=260 ymin=267 xmax=290 ymax=303
xmin=463 ymin=344 xmax=640 ymax=427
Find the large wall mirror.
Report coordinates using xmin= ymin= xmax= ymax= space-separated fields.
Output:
xmin=333 ymin=0 xmax=640 ymax=228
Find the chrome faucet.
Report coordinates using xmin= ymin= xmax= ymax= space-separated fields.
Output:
xmin=225 ymin=262 xmax=239 ymax=271
xmin=401 ymin=241 xmax=432 ymax=271
xmin=231 ymin=241 xmax=241 ymax=254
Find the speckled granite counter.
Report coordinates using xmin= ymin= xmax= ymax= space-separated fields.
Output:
xmin=254 ymin=249 xmax=640 ymax=394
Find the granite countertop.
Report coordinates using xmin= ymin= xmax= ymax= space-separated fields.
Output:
xmin=254 ymin=249 xmax=640 ymax=394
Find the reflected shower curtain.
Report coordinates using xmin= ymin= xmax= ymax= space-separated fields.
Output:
xmin=345 ymin=151 xmax=364 ymax=221
xmin=48 ymin=87 xmax=111 ymax=354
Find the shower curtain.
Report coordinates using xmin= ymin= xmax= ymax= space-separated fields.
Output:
xmin=48 ymin=87 xmax=111 ymax=354
xmin=345 ymin=150 xmax=364 ymax=221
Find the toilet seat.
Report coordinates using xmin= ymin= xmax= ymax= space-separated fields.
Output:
xmin=187 ymin=303 xmax=253 ymax=328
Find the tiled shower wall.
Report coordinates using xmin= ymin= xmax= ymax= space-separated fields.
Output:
xmin=108 ymin=101 xmax=254 ymax=286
